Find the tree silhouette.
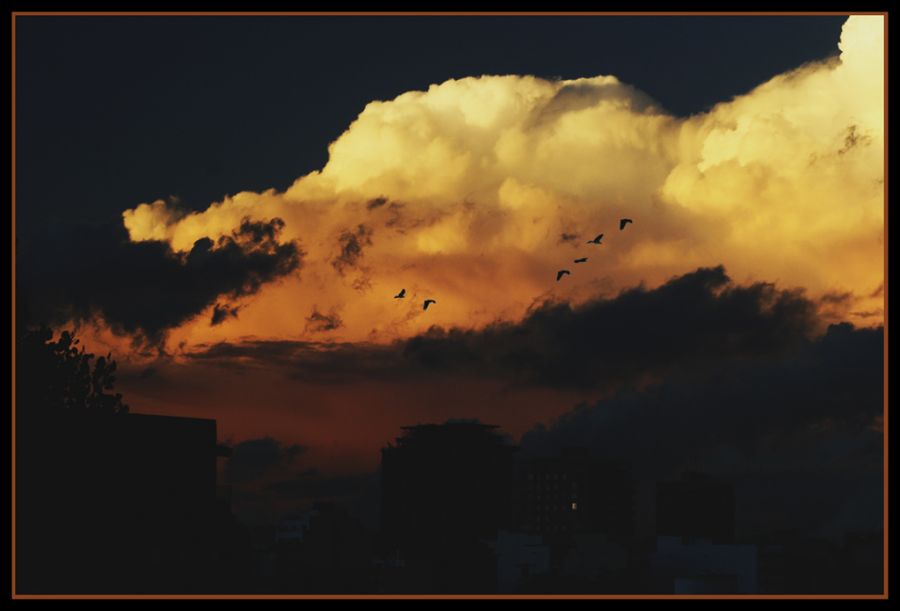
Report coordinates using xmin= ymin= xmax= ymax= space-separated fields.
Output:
xmin=16 ymin=326 xmax=129 ymax=415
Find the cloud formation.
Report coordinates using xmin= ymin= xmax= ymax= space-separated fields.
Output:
xmin=184 ymin=265 xmax=821 ymax=391
xmin=19 ymin=217 xmax=302 ymax=344
xmin=520 ymin=322 xmax=884 ymax=539
xmin=105 ymin=16 xmax=883 ymax=352
xmin=305 ymin=307 xmax=344 ymax=333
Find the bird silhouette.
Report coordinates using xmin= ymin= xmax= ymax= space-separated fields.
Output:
xmin=619 ymin=218 xmax=633 ymax=230
xmin=423 ymin=299 xmax=436 ymax=310
xmin=394 ymin=289 xmax=406 ymax=298
xmin=587 ymin=233 xmax=604 ymax=244
xmin=556 ymin=270 xmax=571 ymax=281
xmin=574 ymin=257 xmax=588 ymax=263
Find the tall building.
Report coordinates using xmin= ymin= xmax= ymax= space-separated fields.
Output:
xmin=16 ymin=410 xmax=238 ymax=593
xmin=650 ymin=536 xmax=758 ymax=594
xmin=272 ymin=502 xmax=376 ymax=593
xmin=513 ymin=447 xmax=634 ymax=544
xmin=380 ymin=420 xmax=517 ymax=592
xmin=655 ymin=471 xmax=735 ymax=544
xmin=381 ymin=421 xmax=517 ymax=545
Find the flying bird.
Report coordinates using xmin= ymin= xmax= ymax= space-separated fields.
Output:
xmin=556 ymin=270 xmax=571 ymax=281
xmin=587 ymin=233 xmax=604 ymax=244
xmin=574 ymin=257 xmax=588 ymax=263
xmin=394 ymin=289 xmax=406 ymax=298
xmin=423 ymin=299 xmax=436 ymax=310
xmin=619 ymin=218 xmax=633 ymax=230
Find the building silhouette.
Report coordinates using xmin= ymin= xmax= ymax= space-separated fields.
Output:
xmin=513 ymin=447 xmax=634 ymax=544
xmin=270 ymin=501 xmax=376 ymax=593
xmin=16 ymin=409 xmax=248 ymax=594
xmin=655 ymin=471 xmax=735 ymax=544
xmin=379 ymin=420 xmax=517 ymax=592
xmin=645 ymin=471 xmax=755 ymax=593
xmin=649 ymin=535 xmax=758 ymax=593
xmin=502 ymin=448 xmax=637 ymax=592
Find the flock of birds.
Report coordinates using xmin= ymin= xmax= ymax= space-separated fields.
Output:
xmin=393 ymin=217 xmax=634 ymax=311
xmin=557 ymin=217 xmax=633 ymax=282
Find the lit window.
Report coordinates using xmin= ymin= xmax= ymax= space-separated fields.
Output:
xmin=571 ymin=502 xmax=578 ymax=511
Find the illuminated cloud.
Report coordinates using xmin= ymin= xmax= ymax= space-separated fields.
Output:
xmin=112 ymin=15 xmax=882 ymax=350
xmin=182 ymin=265 xmax=821 ymax=390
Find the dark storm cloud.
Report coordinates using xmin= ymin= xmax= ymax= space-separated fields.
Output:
xmin=17 ymin=217 xmax=302 ymax=344
xmin=332 ymin=224 xmax=373 ymax=276
xmin=187 ymin=266 xmax=821 ymax=391
xmin=519 ymin=322 xmax=884 ymax=537
xmin=521 ymin=322 xmax=883 ymax=468
xmin=401 ymin=265 xmax=819 ymax=389
xmin=225 ymin=437 xmax=308 ymax=484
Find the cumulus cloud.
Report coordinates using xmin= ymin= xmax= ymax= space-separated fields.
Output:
xmin=96 ymin=15 xmax=882 ymax=351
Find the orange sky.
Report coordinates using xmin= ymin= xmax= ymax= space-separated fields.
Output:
xmin=60 ymin=15 xmax=884 ymax=471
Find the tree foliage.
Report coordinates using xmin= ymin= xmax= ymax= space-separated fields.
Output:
xmin=16 ymin=326 xmax=129 ymax=414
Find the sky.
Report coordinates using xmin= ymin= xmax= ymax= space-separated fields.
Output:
xmin=15 ymin=14 xmax=884 ymax=532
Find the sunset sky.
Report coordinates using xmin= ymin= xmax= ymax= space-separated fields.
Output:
xmin=15 ymin=14 xmax=885 ymax=531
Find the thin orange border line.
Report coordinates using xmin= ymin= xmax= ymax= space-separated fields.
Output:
xmin=10 ymin=8 xmax=16 ymax=601
xmin=8 ymin=11 xmax=890 ymax=17
xmin=6 ymin=594 xmax=893 ymax=600
xmin=9 ymin=11 xmax=889 ymax=600
xmin=882 ymin=11 xmax=889 ymax=601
